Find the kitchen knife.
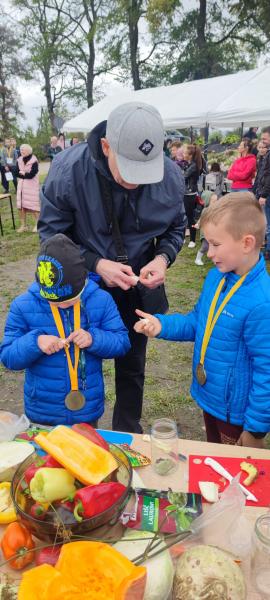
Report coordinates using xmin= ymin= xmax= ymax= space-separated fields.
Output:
xmin=204 ymin=457 xmax=258 ymax=502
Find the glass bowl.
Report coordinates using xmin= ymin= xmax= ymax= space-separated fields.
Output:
xmin=11 ymin=443 xmax=132 ymax=542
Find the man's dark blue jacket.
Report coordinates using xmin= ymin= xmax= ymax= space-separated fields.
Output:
xmin=39 ymin=121 xmax=186 ymax=273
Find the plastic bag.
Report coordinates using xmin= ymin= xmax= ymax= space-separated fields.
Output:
xmin=171 ymin=477 xmax=251 ymax=560
xmin=0 ymin=411 xmax=30 ymax=442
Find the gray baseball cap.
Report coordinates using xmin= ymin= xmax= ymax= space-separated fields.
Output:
xmin=106 ymin=102 xmax=164 ymax=184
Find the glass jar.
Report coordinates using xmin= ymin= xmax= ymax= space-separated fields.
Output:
xmin=250 ymin=514 xmax=270 ymax=596
xmin=151 ymin=418 xmax=179 ymax=476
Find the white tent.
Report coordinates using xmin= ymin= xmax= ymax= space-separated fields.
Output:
xmin=63 ymin=65 xmax=270 ymax=132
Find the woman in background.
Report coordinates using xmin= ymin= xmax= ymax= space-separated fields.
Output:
xmin=15 ymin=144 xmax=40 ymax=233
xmin=181 ymin=144 xmax=202 ymax=248
xmin=227 ymin=138 xmax=256 ymax=192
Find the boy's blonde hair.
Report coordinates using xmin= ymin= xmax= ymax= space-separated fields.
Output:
xmin=200 ymin=192 xmax=266 ymax=248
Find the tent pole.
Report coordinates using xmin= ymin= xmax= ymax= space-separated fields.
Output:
xmin=240 ymin=121 xmax=244 ymax=138
xmin=204 ymin=122 xmax=209 ymax=162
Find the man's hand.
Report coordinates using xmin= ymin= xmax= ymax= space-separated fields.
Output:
xmin=259 ymin=197 xmax=266 ymax=206
xmin=139 ymin=256 xmax=167 ymax=289
xmin=134 ymin=309 xmax=162 ymax=337
xmin=96 ymin=259 xmax=137 ymax=290
xmin=236 ymin=431 xmax=265 ymax=449
xmin=66 ymin=329 xmax=92 ymax=349
xmin=38 ymin=335 xmax=66 ymax=355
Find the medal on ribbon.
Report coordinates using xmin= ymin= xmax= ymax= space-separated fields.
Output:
xmin=197 ymin=272 xmax=248 ymax=386
xmin=50 ymin=302 xmax=86 ymax=411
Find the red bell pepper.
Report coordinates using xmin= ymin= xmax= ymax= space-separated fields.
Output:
xmin=30 ymin=502 xmax=48 ymax=520
xmin=73 ymin=482 xmax=126 ymax=522
xmin=71 ymin=423 xmax=109 ymax=451
xmin=35 ymin=545 xmax=62 ymax=566
xmin=43 ymin=455 xmax=62 ymax=468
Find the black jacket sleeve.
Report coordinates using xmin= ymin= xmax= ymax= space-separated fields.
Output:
xmin=260 ymin=151 xmax=270 ymax=198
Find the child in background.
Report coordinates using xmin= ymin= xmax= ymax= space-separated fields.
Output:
xmin=0 ymin=234 xmax=130 ymax=426
xmin=194 ymin=192 xmax=218 ymax=266
xmin=134 ymin=193 xmax=270 ymax=447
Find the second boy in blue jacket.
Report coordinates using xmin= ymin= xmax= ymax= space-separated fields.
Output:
xmin=135 ymin=193 xmax=270 ymax=447
xmin=0 ymin=234 xmax=130 ymax=426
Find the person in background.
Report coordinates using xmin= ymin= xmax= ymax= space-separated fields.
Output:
xmin=227 ymin=138 xmax=256 ymax=192
xmin=135 ymin=193 xmax=270 ymax=448
xmin=194 ymin=192 xmax=218 ymax=266
xmin=0 ymin=139 xmax=8 ymax=193
xmin=253 ymin=129 xmax=270 ymax=260
xmin=4 ymin=138 xmax=18 ymax=191
xmin=15 ymin=143 xmax=40 ymax=233
xmin=170 ymin=141 xmax=184 ymax=162
xmin=57 ymin=133 xmax=65 ymax=150
xmin=253 ymin=141 xmax=268 ymax=199
xmin=0 ymin=234 xmax=130 ymax=426
xmin=38 ymin=101 xmax=186 ymax=433
xmin=205 ymin=162 xmax=224 ymax=197
xmin=70 ymin=137 xmax=80 ymax=146
xmin=181 ymin=143 xmax=202 ymax=248
xmin=163 ymin=138 xmax=172 ymax=157
xmin=244 ymin=127 xmax=258 ymax=141
xmin=48 ymin=136 xmax=62 ymax=161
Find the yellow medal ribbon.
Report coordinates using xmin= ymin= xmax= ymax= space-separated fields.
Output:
xmin=50 ymin=301 xmax=80 ymax=391
xmin=197 ymin=272 xmax=248 ymax=384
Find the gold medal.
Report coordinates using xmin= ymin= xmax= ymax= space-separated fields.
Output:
xmin=65 ymin=390 xmax=85 ymax=411
xmin=196 ymin=362 xmax=207 ymax=386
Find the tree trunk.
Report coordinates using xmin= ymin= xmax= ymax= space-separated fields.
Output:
xmin=194 ymin=0 xmax=207 ymax=80
xmin=43 ymin=69 xmax=57 ymax=134
xmin=128 ymin=0 xmax=141 ymax=90
xmin=86 ymin=38 xmax=95 ymax=107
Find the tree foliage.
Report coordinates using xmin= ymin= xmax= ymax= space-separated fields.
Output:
xmin=0 ymin=14 xmax=29 ymax=136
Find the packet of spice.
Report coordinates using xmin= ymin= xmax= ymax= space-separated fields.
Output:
xmin=119 ymin=444 xmax=151 ymax=467
xmin=121 ymin=488 xmax=202 ymax=533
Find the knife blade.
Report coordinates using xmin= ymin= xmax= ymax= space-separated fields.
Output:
xmin=204 ymin=457 xmax=258 ymax=502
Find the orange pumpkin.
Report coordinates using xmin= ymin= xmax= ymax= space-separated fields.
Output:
xmin=18 ymin=541 xmax=146 ymax=600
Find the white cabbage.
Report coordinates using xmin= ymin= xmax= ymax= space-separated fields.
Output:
xmin=115 ymin=530 xmax=174 ymax=600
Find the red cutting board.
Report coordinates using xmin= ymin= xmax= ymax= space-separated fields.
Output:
xmin=188 ymin=455 xmax=270 ymax=506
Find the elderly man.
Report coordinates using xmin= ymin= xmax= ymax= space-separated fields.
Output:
xmin=39 ymin=102 xmax=186 ymax=433
xmin=48 ymin=136 xmax=62 ymax=161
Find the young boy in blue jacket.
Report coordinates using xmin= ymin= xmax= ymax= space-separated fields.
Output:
xmin=135 ymin=193 xmax=270 ymax=448
xmin=0 ymin=234 xmax=130 ymax=426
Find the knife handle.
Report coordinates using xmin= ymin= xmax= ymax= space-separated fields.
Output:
xmin=204 ymin=457 xmax=232 ymax=481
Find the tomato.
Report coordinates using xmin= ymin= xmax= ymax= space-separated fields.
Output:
xmin=1 ymin=522 xmax=35 ymax=570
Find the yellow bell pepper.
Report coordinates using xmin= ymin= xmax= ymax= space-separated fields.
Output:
xmin=35 ymin=426 xmax=118 ymax=485
xmin=0 ymin=482 xmax=17 ymax=524
xmin=30 ymin=468 xmax=76 ymax=504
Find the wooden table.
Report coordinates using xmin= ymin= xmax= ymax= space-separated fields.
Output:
xmin=131 ymin=435 xmax=269 ymax=600
xmin=0 ymin=435 xmax=269 ymax=598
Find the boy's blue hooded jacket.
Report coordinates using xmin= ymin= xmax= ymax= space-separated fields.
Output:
xmin=157 ymin=256 xmax=270 ymax=434
xmin=0 ymin=280 xmax=130 ymax=425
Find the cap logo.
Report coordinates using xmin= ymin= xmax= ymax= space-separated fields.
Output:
xmin=139 ymin=139 xmax=154 ymax=156
xmin=37 ymin=254 xmax=73 ymax=300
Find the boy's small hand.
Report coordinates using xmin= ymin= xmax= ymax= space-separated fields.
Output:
xmin=236 ymin=431 xmax=265 ymax=449
xmin=134 ymin=309 xmax=162 ymax=337
xmin=38 ymin=335 xmax=66 ymax=354
xmin=66 ymin=329 xmax=92 ymax=348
